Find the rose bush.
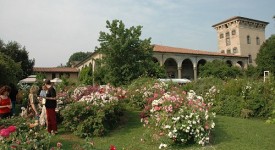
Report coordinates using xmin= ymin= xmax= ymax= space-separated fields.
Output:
xmin=61 ymin=84 xmax=126 ymax=137
xmin=0 ymin=117 xmax=53 ymax=149
xmin=140 ymin=83 xmax=216 ymax=148
xmin=127 ymin=77 xmax=169 ymax=110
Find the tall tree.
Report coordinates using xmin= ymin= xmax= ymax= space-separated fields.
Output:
xmin=255 ymin=35 xmax=275 ymax=75
xmin=0 ymin=52 xmax=23 ymax=85
xmin=66 ymin=51 xmax=92 ymax=67
xmin=95 ymin=20 xmax=166 ymax=86
xmin=0 ymin=40 xmax=35 ymax=79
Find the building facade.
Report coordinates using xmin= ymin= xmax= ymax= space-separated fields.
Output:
xmin=76 ymin=16 xmax=269 ymax=81
xmin=212 ymin=16 xmax=269 ymax=65
xmin=33 ymin=67 xmax=79 ymax=81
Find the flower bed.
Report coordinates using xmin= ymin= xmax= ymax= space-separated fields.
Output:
xmin=0 ymin=117 xmax=54 ymax=149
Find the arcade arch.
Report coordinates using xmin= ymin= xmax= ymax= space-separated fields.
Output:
xmin=164 ymin=58 xmax=178 ymax=78
xmin=197 ymin=59 xmax=207 ymax=77
xmin=181 ymin=59 xmax=193 ymax=80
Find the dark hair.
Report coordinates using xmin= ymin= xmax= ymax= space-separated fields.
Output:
xmin=0 ymin=85 xmax=11 ymax=95
xmin=45 ymin=79 xmax=51 ymax=85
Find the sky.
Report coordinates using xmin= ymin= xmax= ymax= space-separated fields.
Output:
xmin=0 ymin=0 xmax=274 ymax=67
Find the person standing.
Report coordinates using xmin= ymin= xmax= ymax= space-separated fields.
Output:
xmin=45 ymin=79 xmax=58 ymax=134
xmin=9 ymin=83 xmax=18 ymax=116
xmin=0 ymin=85 xmax=12 ymax=119
xmin=28 ymin=85 xmax=39 ymax=118
xmin=39 ymin=85 xmax=47 ymax=127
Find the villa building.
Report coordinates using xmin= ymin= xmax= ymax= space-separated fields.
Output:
xmin=76 ymin=16 xmax=269 ymax=81
xmin=36 ymin=16 xmax=267 ymax=81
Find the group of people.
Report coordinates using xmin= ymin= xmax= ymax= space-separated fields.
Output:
xmin=0 ymin=79 xmax=58 ymax=134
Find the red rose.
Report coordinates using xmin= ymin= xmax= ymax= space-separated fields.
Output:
xmin=110 ymin=145 xmax=116 ymax=150
xmin=7 ymin=126 xmax=16 ymax=133
xmin=0 ymin=129 xmax=10 ymax=137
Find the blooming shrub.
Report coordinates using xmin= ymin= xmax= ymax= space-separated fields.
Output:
xmin=0 ymin=117 xmax=53 ymax=149
xmin=61 ymin=84 xmax=126 ymax=137
xmin=140 ymin=84 xmax=216 ymax=147
xmin=127 ymin=77 xmax=168 ymax=110
xmin=183 ymin=77 xmax=275 ymax=119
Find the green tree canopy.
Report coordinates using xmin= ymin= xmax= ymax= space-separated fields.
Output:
xmin=66 ymin=51 xmax=92 ymax=67
xmin=95 ymin=20 xmax=166 ymax=86
xmin=0 ymin=52 xmax=23 ymax=85
xmin=79 ymin=66 xmax=93 ymax=85
xmin=199 ymin=60 xmax=243 ymax=80
xmin=0 ymin=39 xmax=35 ymax=79
xmin=255 ymin=35 xmax=275 ymax=75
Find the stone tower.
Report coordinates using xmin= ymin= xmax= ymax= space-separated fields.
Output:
xmin=212 ymin=16 xmax=269 ymax=65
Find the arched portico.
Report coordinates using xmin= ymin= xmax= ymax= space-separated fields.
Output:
xmin=164 ymin=58 xmax=178 ymax=78
xmin=181 ymin=59 xmax=194 ymax=80
xmin=197 ymin=59 xmax=207 ymax=78
xmin=153 ymin=50 xmax=248 ymax=81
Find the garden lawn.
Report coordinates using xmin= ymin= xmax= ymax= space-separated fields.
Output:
xmin=50 ymin=111 xmax=275 ymax=150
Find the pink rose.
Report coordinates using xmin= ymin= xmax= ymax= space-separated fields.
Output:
xmin=7 ymin=126 xmax=16 ymax=133
xmin=0 ymin=129 xmax=11 ymax=137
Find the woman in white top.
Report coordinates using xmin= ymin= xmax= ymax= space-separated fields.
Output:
xmin=39 ymin=85 xmax=47 ymax=127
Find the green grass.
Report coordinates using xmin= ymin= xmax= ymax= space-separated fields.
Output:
xmin=49 ymin=111 xmax=275 ymax=150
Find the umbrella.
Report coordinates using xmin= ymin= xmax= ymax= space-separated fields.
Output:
xmin=19 ymin=75 xmax=37 ymax=83
xmin=50 ymin=78 xmax=62 ymax=83
xmin=158 ymin=78 xmax=191 ymax=84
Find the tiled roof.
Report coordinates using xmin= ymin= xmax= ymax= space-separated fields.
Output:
xmin=153 ymin=44 xmax=247 ymax=58
xmin=212 ymin=16 xmax=269 ymax=27
xmin=33 ymin=67 xmax=79 ymax=73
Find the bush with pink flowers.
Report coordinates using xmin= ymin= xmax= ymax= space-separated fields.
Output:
xmin=61 ymin=84 xmax=126 ymax=137
xmin=127 ymin=77 xmax=169 ymax=110
xmin=0 ymin=117 xmax=52 ymax=149
xmin=140 ymin=83 xmax=216 ymax=148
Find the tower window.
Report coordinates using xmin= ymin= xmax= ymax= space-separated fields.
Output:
xmin=233 ymin=47 xmax=238 ymax=53
xmin=227 ymin=49 xmax=231 ymax=54
xmin=256 ymin=37 xmax=260 ymax=45
xmin=220 ymin=33 xmax=224 ymax=39
xmin=226 ymin=37 xmax=231 ymax=46
xmin=247 ymin=35 xmax=251 ymax=44
xmin=226 ymin=32 xmax=230 ymax=38
xmin=232 ymin=30 xmax=236 ymax=35
xmin=221 ymin=50 xmax=225 ymax=53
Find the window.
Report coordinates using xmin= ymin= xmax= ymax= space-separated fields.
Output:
xmin=227 ymin=49 xmax=231 ymax=54
xmin=226 ymin=32 xmax=230 ymax=38
xmin=226 ymin=37 xmax=231 ymax=46
xmin=220 ymin=33 xmax=224 ymax=39
xmin=221 ymin=50 xmax=225 ymax=53
xmin=52 ymin=73 xmax=56 ymax=79
xmin=232 ymin=30 xmax=236 ymax=35
xmin=225 ymin=32 xmax=230 ymax=46
xmin=256 ymin=37 xmax=260 ymax=45
xmin=233 ymin=47 xmax=238 ymax=53
xmin=247 ymin=35 xmax=251 ymax=44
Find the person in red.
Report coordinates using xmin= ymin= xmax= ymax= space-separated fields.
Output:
xmin=0 ymin=85 xmax=12 ymax=119
xmin=44 ymin=79 xmax=57 ymax=134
